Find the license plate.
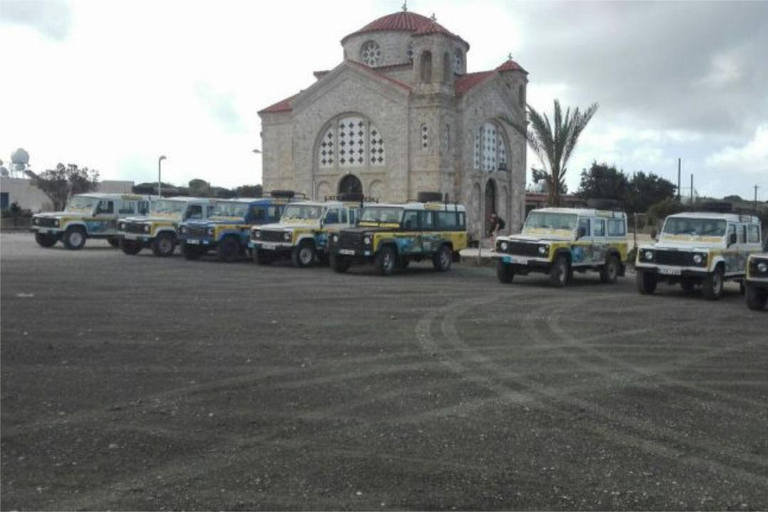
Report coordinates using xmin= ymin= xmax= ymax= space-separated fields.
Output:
xmin=339 ymin=249 xmax=355 ymax=255
xmin=504 ymin=256 xmax=527 ymax=264
xmin=261 ymin=243 xmax=277 ymax=250
xmin=124 ymin=234 xmax=139 ymax=240
xmin=187 ymin=239 xmax=200 ymax=245
xmin=46 ymin=229 xmax=56 ymax=234
xmin=659 ymin=267 xmax=681 ymax=276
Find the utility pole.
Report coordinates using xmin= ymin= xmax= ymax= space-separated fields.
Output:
xmin=690 ymin=174 xmax=694 ymax=205
xmin=677 ymin=158 xmax=681 ymax=201
xmin=755 ymin=185 xmax=760 ymax=210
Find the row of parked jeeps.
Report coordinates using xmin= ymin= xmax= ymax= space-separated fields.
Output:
xmin=29 ymin=192 xmax=768 ymax=310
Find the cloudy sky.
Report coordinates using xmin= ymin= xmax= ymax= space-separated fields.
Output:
xmin=1 ymin=0 xmax=767 ymax=200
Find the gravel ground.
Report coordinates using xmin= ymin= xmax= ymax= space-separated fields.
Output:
xmin=2 ymin=232 xmax=767 ymax=510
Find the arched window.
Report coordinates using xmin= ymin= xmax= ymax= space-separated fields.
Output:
xmin=420 ymin=51 xmax=432 ymax=82
xmin=317 ymin=114 xmax=385 ymax=170
xmin=443 ymin=52 xmax=451 ymax=82
xmin=420 ymin=123 xmax=429 ymax=150
xmin=454 ymin=49 xmax=463 ymax=74
xmin=360 ymin=40 xmax=381 ymax=67
xmin=473 ymin=121 xmax=509 ymax=172
xmin=518 ymin=84 xmax=525 ymax=108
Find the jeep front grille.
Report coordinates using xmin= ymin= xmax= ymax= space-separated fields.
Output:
xmin=186 ymin=226 xmax=208 ymax=238
xmin=503 ymin=241 xmax=542 ymax=257
xmin=37 ymin=218 xmax=57 ymax=228
xmin=124 ymin=222 xmax=146 ymax=234
xmin=340 ymin=232 xmax=364 ymax=251
xmin=259 ymin=230 xmax=285 ymax=243
xmin=654 ymin=250 xmax=691 ymax=266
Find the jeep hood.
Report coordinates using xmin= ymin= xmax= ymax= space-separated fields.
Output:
xmin=34 ymin=211 xmax=88 ymax=219
xmin=257 ymin=220 xmax=320 ymax=231
xmin=511 ymin=231 xmax=574 ymax=242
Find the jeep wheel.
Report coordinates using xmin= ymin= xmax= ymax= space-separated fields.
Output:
xmin=497 ymin=260 xmax=514 ymax=284
xmin=636 ymin=270 xmax=657 ymax=295
xmin=62 ymin=227 xmax=87 ymax=250
xmin=702 ymin=266 xmax=724 ymax=301
xmin=680 ymin=279 xmax=696 ymax=293
xmin=182 ymin=242 xmax=204 ymax=260
xmin=120 ymin=238 xmax=143 ymax=255
xmin=433 ymin=244 xmax=453 ymax=272
xmin=217 ymin=236 xmax=241 ymax=263
xmin=374 ymin=245 xmax=397 ymax=276
xmin=253 ymin=249 xmax=274 ymax=265
xmin=292 ymin=241 xmax=316 ymax=268
xmin=152 ymin=232 xmax=176 ymax=257
xmin=107 ymin=237 xmax=120 ymax=248
xmin=34 ymin=233 xmax=58 ymax=248
xmin=549 ymin=255 xmax=569 ymax=288
xmin=330 ymin=253 xmax=350 ymax=273
xmin=600 ymin=255 xmax=620 ymax=284
xmin=745 ymin=284 xmax=768 ymax=311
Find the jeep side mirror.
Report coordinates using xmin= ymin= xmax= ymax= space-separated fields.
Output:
xmin=576 ymin=227 xmax=586 ymax=239
xmin=650 ymin=228 xmax=657 ymax=240
xmin=728 ymin=232 xmax=737 ymax=246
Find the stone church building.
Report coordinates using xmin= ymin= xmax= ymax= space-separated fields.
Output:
xmin=259 ymin=8 xmax=528 ymax=237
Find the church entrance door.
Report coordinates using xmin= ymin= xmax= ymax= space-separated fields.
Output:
xmin=484 ymin=179 xmax=497 ymax=236
xmin=338 ymin=174 xmax=362 ymax=195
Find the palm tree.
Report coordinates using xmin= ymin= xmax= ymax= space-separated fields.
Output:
xmin=504 ymin=99 xmax=598 ymax=206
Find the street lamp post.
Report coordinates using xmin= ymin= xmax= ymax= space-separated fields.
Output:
xmin=158 ymin=155 xmax=166 ymax=197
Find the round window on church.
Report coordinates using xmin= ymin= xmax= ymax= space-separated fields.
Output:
xmin=361 ymin=40 xmax=381 ymax=67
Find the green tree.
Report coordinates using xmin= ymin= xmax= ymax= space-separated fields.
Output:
xmin=33 ymin=163 xmax=100 ymax=211
xmin=235 ymin=184 xmax=263 ymax=198
xmin=629 ymin=171 xmax=676 ymax=214
xmin=515 ymin=99 xmax=598 ymax=206
xmin=647 ymin=197 xmax=687 ymax=225
xmin=577 ymin=162 xmax=629 ymax=204
xmin=188 ymin=179 xmax=211 ymax=197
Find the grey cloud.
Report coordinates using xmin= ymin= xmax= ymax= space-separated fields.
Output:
xmin=515 ymin=1 xmax=768 ymax=138
xmin=195 ymin=84 xmax=244 ymax=134
xmin=0 ymin=0 xmax=72 ymax=40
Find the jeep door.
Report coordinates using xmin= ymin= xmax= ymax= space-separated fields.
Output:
xmin=589 ymin=218 xmax=608 ymax=264
xmin=91 ymin=200 xmax=117 ymax=234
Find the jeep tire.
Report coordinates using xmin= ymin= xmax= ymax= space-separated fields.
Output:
xmin=182 ymin=242 xmax=204 ymax=260
xmin=62 ymin=227 xmax=87 ymax=250
xmin=374 ymin=245 xmax=397 ymax=276
xmin=152 ymin=232 xmax=176 ymax=257
xmin=497 ymin=260 xmax=514 ymax=283
xmin=292 ymin=241 xmax=316 ymax=268
xmin=745 ymin=284 xmax=768 ymax=311
xmin=217 ymin=236 xmax=241 ymax=263
xmin=636 ymin=270 xmax=657 ymax=295
xmin=120 ymin=238 xmax=143 ymax=255
xmin=600 ymin=254 xmax=620 ymax=284
xmin=702 ymin=266 xmax=724 ymax=301
xmin=330 ymin=253 xmax=350 ymax=273
xmin=433 ymin=244 xmax=453 ymax=272
xmin=34 ymin=233 xmax=58 ymax=248
xmin=549 ymin=255 xmax=569 ymax=288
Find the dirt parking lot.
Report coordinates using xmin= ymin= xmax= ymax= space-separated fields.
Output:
xmin=1 ymin=232 xmax=767 ymax=510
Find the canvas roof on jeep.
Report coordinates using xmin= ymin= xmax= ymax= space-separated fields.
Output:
xmin=366 ymin=202 xmax=466 ymax=211
xmin=530 ymin=207 xmax=625 ymax=218
xmin=667 ymin=212 xmax=759 ymax=223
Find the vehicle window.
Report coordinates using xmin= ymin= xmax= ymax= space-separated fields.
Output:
xmin=324 ymin=208 xmax=340 ymax=224
xmin=339 ymin=208 xmax=348 ymax=224
xmin=97 ymin=200 xmax=114 ymax=214
xmin=436 ymin=211 xmax=460 ymax=230
xmin=727 ymin=224 xmax=736 ymax=239
xmin=206 ymin=205 xmax=215 ymax=217
xmin=349 ymin=209 xmax=357 ymax=225
xmin=251 ymin=207 xmax=267 ymax=222
xmin=271 ymin=205 xmax=284 ymax=221
xmin=738 ymin=225 xmax=747 ymax=244
xmin=119 ymin=202 xmax=135 ymax=215
xmin=403 ymin=211 xmax=419 ymax=230
xmin=592 ymin=219 xmax=605 ymax=237
xmin=458 ymin=212 xmax=465 ymax=230
xmin=579 ymin=218 xmax=590 ymax=237
xmin=607 ymin=219 xmax=625 ymax=236
xmin=747 ymin=225 xmax=760 ymax=244
xmin=138 ymin=201 xmax=150 ymax=215
xmin=185 ymin=205 xmax=203 ymax=220
xmin=420 ymin=211 xmax=435 ymax=230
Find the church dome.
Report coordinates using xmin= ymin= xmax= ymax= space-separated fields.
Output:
xmin=341 ymin=10 xmax=468 ymax=47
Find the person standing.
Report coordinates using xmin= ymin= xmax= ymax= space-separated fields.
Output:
xmin=488 ymin=212 xmax=506 ymax=239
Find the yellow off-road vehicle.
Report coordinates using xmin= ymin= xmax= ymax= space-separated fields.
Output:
xmin=745 ymin=253 xmax=768 ymax=311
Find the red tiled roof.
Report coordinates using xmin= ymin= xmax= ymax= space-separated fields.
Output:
xmin=258 ymin=93 xmax=299 ymax=115
xmin=496 ymin=58 xmax=528 ymax=74
xmin=454 ymin=71 xmax=495 ymax=96
xmin=341 ymin=11 xmax=468 ymax=47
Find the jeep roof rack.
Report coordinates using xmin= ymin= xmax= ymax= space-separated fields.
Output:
xmin=696 ymin=201 xmax=733 ymax=213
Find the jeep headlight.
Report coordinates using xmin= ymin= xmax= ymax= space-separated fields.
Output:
xmin=54 ymin=219 xmax=60 ymax=227
xmin=283 ymin=232 xmax=291 ymax=241
xmin=33 ymin=218 xmax=39 ymax=225
xmin=332 ymin=234 xmax=339 ymax=243
xmin=538 ymin=245 xmax=548 ymax=256
xmin=758 ymin=262 xmax=768 ymax=274
xmin=253 ymin=230 xmax=261 ymax=239
xmin=644 ymin=250 xmax=654 ymax=261
xmin=144 ymin=225 xmax=150 ymax=233
xmin=207 ymin=228 xmax=215 ymax=236
xmin=364 ymin=236 xmax=372 ymax=246
xmin=693 ymin=254 xmax=705 ymax=265
xmin=180 ymin=226 xmax=187 ymax=234
xmin=500 ymin=242 xmax=509 ymax=252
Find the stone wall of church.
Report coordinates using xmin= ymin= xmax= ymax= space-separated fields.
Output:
xmin=261 ymin=114 xmax=295 ymax=193
xmin=343 ymin=32 xmax=413 ymax=69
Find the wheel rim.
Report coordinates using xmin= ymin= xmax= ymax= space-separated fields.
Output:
xmin=609 ymin=261 xmax=617 ymax=280
xmin=440 ymin=249 xmax=451 ymax=268
xmin=160 ymin=238 xmax=172 ymax=254
xmin=300 ymin=247 xmax=313 ymax=265
xmin=713 ymin=273 xmax=722 ymax=294
xmin=558 ymin=264 xmax=566 ymax=284
xmin=70 ymin=232 xmax=83 ymax=246
xmin=384 ymin=251 xmax=394 ymax=271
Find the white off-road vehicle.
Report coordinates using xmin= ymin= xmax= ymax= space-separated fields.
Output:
xmin=635 ymin=211 xmax=763 ymax=300
xmin=745 ymin=253 xmax=768 ymax=311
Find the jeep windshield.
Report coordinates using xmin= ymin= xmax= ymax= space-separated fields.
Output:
xmin=150 ymin=200 xmax=187 ymax=216
xmin=662 ymin=218 xmax=727 ymax=238
xmin=523 ymin=212 xmax=577 ymax=233
xmin=281 ymin=205 xmax=323 ymax=221
xmin=210 ymin=202 xmax=249 ymax=219
xmin=65 ymin=196 xmax=99 ymax=213
xmin=359 ymin=207 xmax=403 ymax=226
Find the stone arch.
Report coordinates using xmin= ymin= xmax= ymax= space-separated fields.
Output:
xmin=484 ymin=178 xmax=497 ymax=235
xmin=316 ymin=181 xmax=331 ymax=201
xmin=369 ymin=180 xmax=384 ymax=200
xmin=315 ymin=113 xmax=386 ymax=171
xmin=420 ymin=50 xmax=432 ymax=82
xmin=473 ymin=119 xmax=510 ymax=172
xmin=499 ymin=184 xmax=508 ymax=225
xmin=338 ymin=174 xmax=363 ymax=195
xmin=471 ymin=182 xmax=482 ymax=235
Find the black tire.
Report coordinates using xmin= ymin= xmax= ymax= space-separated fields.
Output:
xmin=120 ymin=238 xmax=143 ymax=255
xmin=636 ymin=270 xmax=657 ymax=295
xmin=181 ymin=242 xmax=204 ymax=260
xmin=497 ymin=260 xmax=514 ymax=284
xmin=253 ymin=248 xmax=274 ymax=265
xmin=291 ymin=241 xmax=316 ymax=268
xmin=745 ymin=285 xmax=768 ymax=311
xmin=549 ymin=255 xmax=569 ymax=288
xmin=374 ymin=245 xmax=397 ymax=276
xmin=433 ymin=244 xmax=453 ymax=272
xmin=152 ymin=232 xmax=176 ymax=257
xmin=107 ymin=237 xmax=120 ymax=248
xmin=680 ymin=279 xmax=696 ymax=293
xmin=600 ymin=254 xmax=620 ymax=284
xmin=702 ymin=265 xmax=724 ymax=301
xmin=216 ymin=236 xmax=241 ymax=263
xmin=34 ymin=232 xmax=58 ymax=248
xmin=330 ymin=253 xmax=350 ymax=273
xmin=62 ymin=227 xmax=87 ymax=250
xmin=739 ymin=281 xmax=746 ymax=296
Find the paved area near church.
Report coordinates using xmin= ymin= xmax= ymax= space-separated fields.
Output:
xmin=2 ymin=232 xmax=767 ymax=510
